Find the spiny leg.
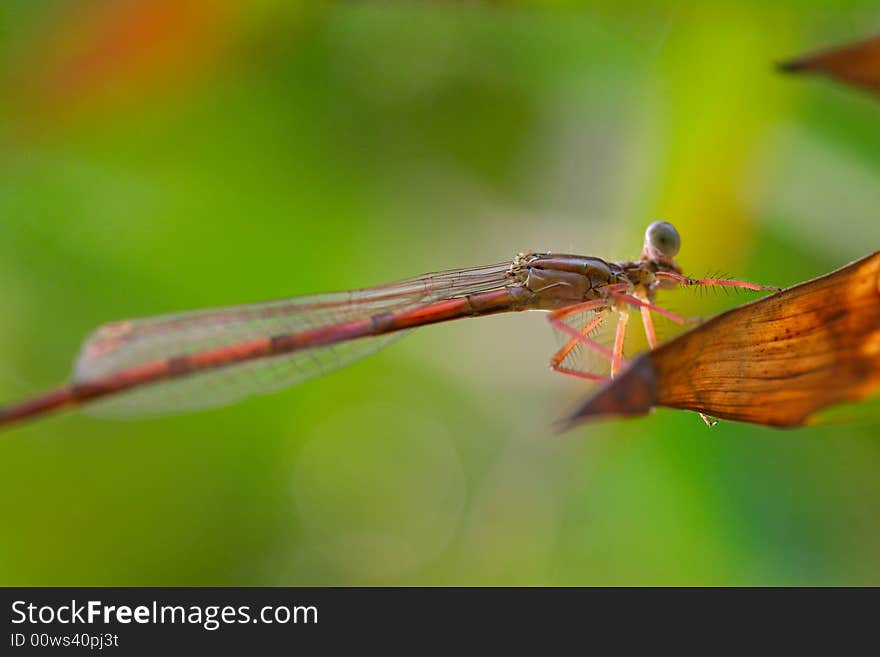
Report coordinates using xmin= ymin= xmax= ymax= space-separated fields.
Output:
xmin=608 ymin=290 xmax=694 ymax=325
xmin=547 ymin=301 xmax=616 ymax=382
xmin=655 ymin=271 xmax=780 ymax=292
xmin=552 ymin=365 xmax=609 ymax=382
xmin=549 ymin=312 xmax=606 ymax=377
xmin=548 ymin=294 xmax=688 ymax=384
xmin=551 ymin=299 xmax=608 ymax=322
xmin=611 ymin=310 xmax=629 ymax=378
xmin=549 ymin=317 xmax=615 ymax=361
xmin=640 ymin=306 xmax=658 ymax=349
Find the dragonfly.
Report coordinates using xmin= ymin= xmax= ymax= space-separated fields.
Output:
xmin=0 ymin=221 xmax=778 ymax=430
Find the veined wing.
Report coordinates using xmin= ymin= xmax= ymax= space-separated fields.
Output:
xmin=73 ymin=262 xmax=515 ymax=417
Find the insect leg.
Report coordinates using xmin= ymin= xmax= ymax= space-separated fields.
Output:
xmin=549 ymin=313 xmax=609 ymax=382
xmin=551 ymin=299 xmax=608 ymax=321
xmin=699 ymin=413 xmax=719 ymax=427
xmin=656 ymin=271 xmax=780 ymax=292
xmin=608 ymin=290 xmax=693 ymax=325
xmin=550 ymin=313 xmax=606 ymax=367
xmin=640 ymin=306 xmax=658 ymax=349
xmin=548 ymin=301 xmax=624 ymax=380
xmin=551 ymin=365 xmax=610 ymax=382
xmin=611 ymin=310 xmax=629 ymax=377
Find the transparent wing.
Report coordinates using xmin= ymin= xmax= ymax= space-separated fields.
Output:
xmin=84 ymin=333 xmax=407 ymax=418
xmin=74 ymin=262 xmax=514 ymax=417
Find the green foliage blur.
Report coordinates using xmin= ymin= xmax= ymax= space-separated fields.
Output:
xmin=2 ymin=0 xmax=880 ymax=585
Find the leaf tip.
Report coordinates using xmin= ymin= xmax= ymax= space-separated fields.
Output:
xmin=560 ymin=356 xmax=658 ymax=431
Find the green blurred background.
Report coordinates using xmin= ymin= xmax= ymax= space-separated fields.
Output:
xmin=1 ymin=0 xmax=880 ymax=585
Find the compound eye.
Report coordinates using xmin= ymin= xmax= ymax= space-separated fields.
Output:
xmin=645 ymin=221 xmax=681 ymax=259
